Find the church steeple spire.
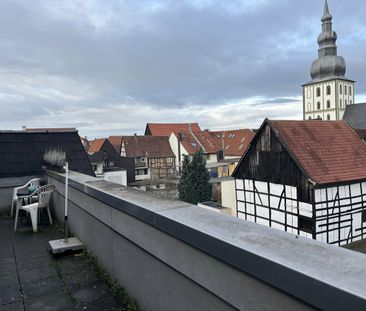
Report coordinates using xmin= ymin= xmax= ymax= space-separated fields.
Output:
xmin=302 ymin=0 xmax=355 ymax=121
xmin=323 ymin=0 xmax=330 ymax=18
xmin=310 ymin=0 xmax=346 ymax=81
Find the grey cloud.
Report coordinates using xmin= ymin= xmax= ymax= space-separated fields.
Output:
xmin=0 ymin=0 xmax=365 ymax=136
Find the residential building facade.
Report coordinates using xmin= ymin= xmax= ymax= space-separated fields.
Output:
xmin=233 ymin=119 xmax=366 ymax=246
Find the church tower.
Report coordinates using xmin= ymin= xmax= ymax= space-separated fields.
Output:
xmin=303 ymin=0 xmax=355 ymax=120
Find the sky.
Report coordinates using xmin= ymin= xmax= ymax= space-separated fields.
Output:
xmin=0 ymin=0 xmax=366 ymax=138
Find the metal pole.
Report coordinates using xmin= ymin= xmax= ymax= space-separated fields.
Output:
xmin=64 ymin=162 xmax=69 ymax=243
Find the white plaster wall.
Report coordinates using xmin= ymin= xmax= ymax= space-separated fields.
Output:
xmin=169 ymin=133 xmax=189 ymax=171
xmin=221 ymin=179 xmax=236 ymax=215
xmin=236 ymin=179 xmax=313 ymax=239
xmin=303 ymin=79 xmax=355 ymax=120
xmin=314 ymin=181 xmax=365 ymax=246
xmin=206 ymin=153 xmax=218 ymax=163
xmin=103 ymin=170 xmax=127 ymax=186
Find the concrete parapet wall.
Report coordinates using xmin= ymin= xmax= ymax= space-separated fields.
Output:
xmin=47 ymin=170 xmax=366 ymax=311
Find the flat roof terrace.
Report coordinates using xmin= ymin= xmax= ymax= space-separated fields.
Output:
xmin=0 ymin=214 xmax=134 ymax=310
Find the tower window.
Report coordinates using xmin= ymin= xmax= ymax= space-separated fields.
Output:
xmin=327 ymin=100 xmax=330 ymax=108
xmin=317 ymin=102 xmax=321 ymax=110
xmin=340 ymin=85 xmax=342 ymax=94
xmin=349 ymin=86 xmax=352 ymax=96
xmin=316 ymin=87 xmax=321 ymax=97
xmin=340 ymin=99 xmax=342 ymax=108
xmin=327 ymin=114 xmax=330 ymax=120
xmin=326 ymin=86 xmax=331 ymax=95
xmin=345 ymin=85 xmax=347 ymax=95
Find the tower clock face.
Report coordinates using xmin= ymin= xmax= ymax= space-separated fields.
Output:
xmin=307 ymin=89 xmax=311 ymax=99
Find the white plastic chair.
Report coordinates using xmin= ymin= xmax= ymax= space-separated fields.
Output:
xmin=11 ymin=178 xmax=42 ymax=218
xmin=14 ymin=185 xmax=56 ymax=232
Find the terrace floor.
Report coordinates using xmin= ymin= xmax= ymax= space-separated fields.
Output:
xmin=0 ymin=214 xmax=123 ymax=311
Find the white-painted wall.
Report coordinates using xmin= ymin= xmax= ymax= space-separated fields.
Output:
xmin=303 ymin=79 xmax=355 ymax=120
xmin=236 ymin=178 xmax=366 ymax=246
xmin=236 ymin=179 xmax=313 ymax=239
xmin=104 ymin=170 xmax=127 ymax=186
xmin=206 ymin=153 xmax=218 ymax=163
xmin=169 ymin=133 xmax=189 ymax=171
xmin=221 ymin=179 xmax=236 ymax=216
xmin=314 ymin=182 xmax=366 ymax=246
xmin=93 ymin=163 xmax=104 ymax=176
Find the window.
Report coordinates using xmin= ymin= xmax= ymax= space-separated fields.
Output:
xmin=317 ymin=115 xmax=322 ymax=120
xmin=326 ymin=85 xmax=331 ymax=95
xmin=362 ymin=210 xmax=366 ymax=223
xmin=350 ymin=100 xmax=353 ymax=105
xmin=345 ymin=99 xmax=348 ymax=106
xmin=327 ymin=114 xmax=330 ymax=120
xmin=349 ymin=86 xmax=352 ymax=96
xmin=307 ymin=89 xmax=311 ymax=99
xmin=317 ymin=102 xmax=321 ymax=110
xmin=345 ymin=85 xmax=347 ymax=95
xmin=326 ymin=100 xmax=330 ymax=108
xmin=308 ymin=116 xmax=312 ymax=120
xmin=340 ymin=99 xmax=342 ymax=108
xmin=316 ymin=87 xmax=321 ymax=97
xmin=298 ymin=216 xmax=314 ymax=233
xmin=340 ymin=84 xmax=342 ymax=94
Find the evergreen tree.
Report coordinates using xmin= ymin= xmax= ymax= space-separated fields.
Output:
xmin=178 ymin=150 xmax=212 ymax=204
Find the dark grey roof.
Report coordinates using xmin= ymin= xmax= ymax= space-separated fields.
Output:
xmin=343 ymin=103 xmax=366 ymax=129
xmin=88 ymin=151 xmax=105 ymax=164
xmin=0 ymin=131 xmax=95 ymax=178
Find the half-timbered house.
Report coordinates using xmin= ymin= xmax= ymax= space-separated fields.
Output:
xmin=233 ymin=119 xmax=366 ymax=246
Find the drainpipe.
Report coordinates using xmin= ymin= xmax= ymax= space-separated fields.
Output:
xmin=178 ymin=133 xmax=182 ymax=174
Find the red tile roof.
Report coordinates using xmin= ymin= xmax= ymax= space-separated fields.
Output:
xmin=123 ymin=136 xmax=174 ymax=158
xmin=145 ymin=123 xmax=201 ymax=136
xmin=269 ymin=120 xmax=366 ymax=185
xmin=172 ymin=131 xmax=203 ymax=155
xmin=209 ymin=129 xmax=255 ymax=156
xmin=88 ymin=138 xmax=106 ymax=153
xmin=173 ymin=129 xmax=255 ymax=156
xmin=108 ymin=136 xmax=123 ymax=153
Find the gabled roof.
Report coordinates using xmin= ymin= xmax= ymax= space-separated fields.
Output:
xmin=88 ymin=151 xmax=105 ymax=164
xmin=108 ymin=136 xmax=123 ymax=153
xmin=88 ymin=138 xmax=107 ymax=153
xmin=235 ymin=119 xmax=366 ymax=186
xmin=123 ymin=136 xmax=174 ymax=158
xmin=145 ymin=123 xmax=201 ymax=136
xmin=172 ymin=129 xmax=255 ymax=156
xmin=172 ymin=131 xmax=203 ymax=155
xmin=209 ymin=129 xmax=255 ymax=156
xmin=343 ymin=103 xmax=366 ymax=129
xmin=0 ymin=131 xmax=94 ymax=177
